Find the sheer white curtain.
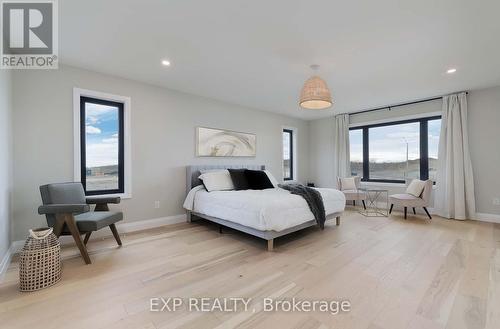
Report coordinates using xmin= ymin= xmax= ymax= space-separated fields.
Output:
xmin=333 ymin=114 xmax=351 ymax=187
xmin=435 ymin=92 xmax=476 ymax=220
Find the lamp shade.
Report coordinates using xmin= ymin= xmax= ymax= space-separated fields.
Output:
xmin=299 ymin=76 xmax=333 ymax=110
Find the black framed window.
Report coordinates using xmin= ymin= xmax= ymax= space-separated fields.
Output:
xmin=80 ymin=96 xmax=125 ymax=195
xmin=349 ymin=116 xmax=441 ymax=183
xmin=283 ymin=129 xmax=294 ymax=180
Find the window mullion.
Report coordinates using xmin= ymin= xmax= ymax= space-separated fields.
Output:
xmin=420 ymin=119 xmax=429 ymax=180
xmin=289 ymin=130 xmax=294 ymax=180
xmin=362 ymin=127 xmax=369 ymax=181
xmin=80 ymin=97 xmax=87 ymax=192
xmin=118 ymin=106 xmax=125 ymax=192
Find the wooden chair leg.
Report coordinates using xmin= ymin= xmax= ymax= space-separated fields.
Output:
xmin=83 ymin=232 xmax=92 ymax=245
xmin=53 ymin=214 xmax=65 ymax=237
xmin=336 ymin=216 xmax=340 ymax=226
xmin=389 ymin=204 xmax=394 ymax=214
xmin=404 ymin=207 xmax=407 ymax=219
xmin=412 ymin=207 xmax=416 ymax=215
xmin=267 ymin=239 xmax=274 ymax=252
xmin=109 ymin=224 xmax=122 ymax=246
xmin=361 ymin=200 xmax=366 ymax=210
xmin=423 ymin=207 xmax=432 ymax=219
xmin=64 ymin=214 xmax=91 ymax=264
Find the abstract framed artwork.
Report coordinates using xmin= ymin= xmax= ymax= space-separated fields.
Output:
xmin=196 ymin=127 xmax=256 ymax=157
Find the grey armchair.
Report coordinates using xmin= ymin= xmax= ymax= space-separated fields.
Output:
xmin=38 ymin=182 xmax=123 ymax=264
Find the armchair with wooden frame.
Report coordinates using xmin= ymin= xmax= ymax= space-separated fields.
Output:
xmin=38 ymin=182 xmax=123 ymax=264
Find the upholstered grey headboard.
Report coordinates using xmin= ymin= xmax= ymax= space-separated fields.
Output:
xmin=186 ymin=164 xmax=265 ymax=193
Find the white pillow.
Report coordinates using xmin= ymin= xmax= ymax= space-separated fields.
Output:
xmin=406 ymin=179 xmax=425 ymax=197
xmin=264 ymin=170 xmax=279 ymax=187
xmin=340 ymin=177 xmax=356 ymax=190
xmin=198 ymin=170 xmax=234 ymax=192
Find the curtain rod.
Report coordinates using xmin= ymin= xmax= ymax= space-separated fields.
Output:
xmin=348 ymin=91 xmax=468 ymax=116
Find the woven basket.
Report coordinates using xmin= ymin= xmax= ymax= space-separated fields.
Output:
xmin=19 ymin=228 xmax=61 ymax=292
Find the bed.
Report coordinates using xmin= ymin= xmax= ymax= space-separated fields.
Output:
xmin=184 ymin=165 xmax=345 ymax=251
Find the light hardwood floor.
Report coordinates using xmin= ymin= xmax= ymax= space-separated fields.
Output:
xmin=1 ymin=209 xmax=499 ymax=329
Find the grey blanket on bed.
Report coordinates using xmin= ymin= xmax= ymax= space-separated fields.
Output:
xmin=278 ymin=183 xmax=326 ymax=229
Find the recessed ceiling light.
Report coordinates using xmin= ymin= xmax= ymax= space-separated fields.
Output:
xmin=446 ymin=68 xmax=457 ymax=74
xmin=161 ymin=60 xmax=171 ymax=66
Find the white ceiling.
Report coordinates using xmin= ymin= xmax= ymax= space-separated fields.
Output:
xmin=60 ymin=0 xmax=500 ymax=120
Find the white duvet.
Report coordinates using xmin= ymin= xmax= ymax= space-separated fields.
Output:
xmin=183 ymin=186 xmax=345 ymax=232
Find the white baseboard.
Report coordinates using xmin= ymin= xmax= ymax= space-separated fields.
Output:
xmin=0 ymin=251 xmax=10 ymax=280
xmin=0 ymin=214 xmax=187 ymax=278
xmin=474 ymin=212 xmax=500 ymax=224
xmin=97 ymin=214 xmax=187 ymax=236
xmin=347 ymin=203 xmax=500 ymax=223
xmin=0 ymin=243 xmax=17 ymax=280
xmin=3 ymin=210 xmax=497 ymax=278
xmin=46 ymin=213 xmax=187 ymax=247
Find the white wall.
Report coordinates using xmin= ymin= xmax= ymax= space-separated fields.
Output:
xmin=11 ymin=65 xmax=310 ymax=241
xmin=0 ymin=70 xmax=13 ymax=262
xmin=468 ymin=86 xmax=500 ymax=215
xmin=308 ymin=89 xmax=500 ymax=216
xmin=308 ymin=118 xmax=335 ymax=188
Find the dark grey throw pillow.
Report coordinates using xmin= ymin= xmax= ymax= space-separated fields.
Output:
xmin=245 ymin=170 xmax=274 ymax=190
xmin=228 ymin=169 xmax=250 ymax=190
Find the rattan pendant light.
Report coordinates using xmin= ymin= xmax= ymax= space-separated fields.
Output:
xmin=299 ymin=65 xmax=332 ymax=110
